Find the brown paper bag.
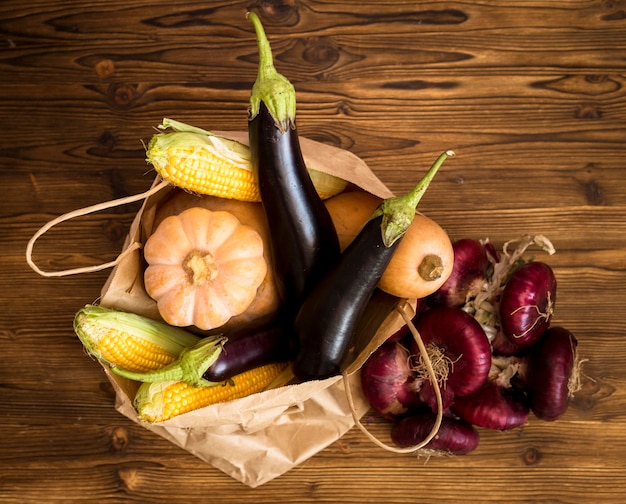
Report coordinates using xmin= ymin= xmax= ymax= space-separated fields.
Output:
xmin=94 ymin=133 xmax=409 ymax=487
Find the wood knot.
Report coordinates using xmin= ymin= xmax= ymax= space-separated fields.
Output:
xmin=601 ymin=1 xmax=626 ymax=20
xmin=571 ymin=374 xmax=615 ymax=411
xmin=580 ymin=180 xmax=604 ymax=205
xmin=107 ymin=83 xmax=139 ymax=109
xmin=117 ymin=467 xmax=142 ymax=491
xmin=110 ymin=426 xmax=130 ymax=453
xmin=585 ymin=74 xmax=609 ymax=84
xmin=574 ymin=103 xmax=602 ymax=119
xmin=98 ymin=131 xmax=117 ymax=149
xmin=576 ymin=165 xmax=605 ymax=205
xmin=254 ymin=0 xmax=300 ymax=26
xmin=335 ymin=440 xmax=351 ymax=454
xmin=95 ymin=59 xmax=115 ymax=78
xmin=301 ymin=37 xmax=340 ymax=68
xmin=522 ymin=447 xmax=542 ymax=465
xmin=102 ymin=219 xmax=128 ymax=242
xmin=99 ymin=380 xmax=116 ymax=398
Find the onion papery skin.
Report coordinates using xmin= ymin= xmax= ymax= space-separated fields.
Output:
xmin=360 ymin=340 xmax=423 ymax=419
xmin=428 ymin=238 xmax=489 ymax=308
xmin=526 ymin=326 xmax=578 ymax=421
xmin=391 ymin=411 xmax=480 ymax=454
xmin=499 ymin=261 xmax=557 ymax=348
xmin=452 ymin=380 xmax=530 ymax=431
xmin=413 ymin=306 xmax=492 ymax=403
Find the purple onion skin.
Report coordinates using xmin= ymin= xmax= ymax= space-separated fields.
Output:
xmin=419 ymin=381 xmax=457 ymax=413
xmin=491 ymin=329 xmax=527 ymax=356
xmin=391 ymin=411 xmax=480 ymax=455
xmin=428 ymin=239 xmax=489 ymax=308
xmin=414 ymin=307 xmax=492 ymax=399
xmin=500 ymin=261 xmax=557 ymax=349
xmin=361 ymin=340 xmax=423 ymax=419
xmin=451 ymin=380 xmax=530 ymax=431
xmin=526 ymin=326 xmax=578 ymax=421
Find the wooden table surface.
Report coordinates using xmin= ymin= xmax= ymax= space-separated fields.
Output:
xmin=2 ymin=1 xmax=625 ymax=502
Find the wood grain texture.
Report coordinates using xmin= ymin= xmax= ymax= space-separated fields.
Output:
xmin=2 ymin=0 xmax=626 ymax=502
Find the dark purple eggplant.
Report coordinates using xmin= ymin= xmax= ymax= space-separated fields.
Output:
xmin=291 ymin=151 xmax=453 ymax=381
xmin=247 ymin=12 xmax=339 ymax=316
xmin=111 ymin=316 xmax=292 ymax=386
xmin=291 ymin=213 xmax=400 ymax=381
xmin=201 ymin=317 xmax=292 ymax=382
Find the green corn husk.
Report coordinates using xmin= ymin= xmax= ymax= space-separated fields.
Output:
xmin=73 ymin=304 xmax=201 ymax=373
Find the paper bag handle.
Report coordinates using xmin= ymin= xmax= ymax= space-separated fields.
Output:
xmin=26 ymin=180 xmax=170 ymax=277
xmin=343 ymin=303 xmax=444 ymax=454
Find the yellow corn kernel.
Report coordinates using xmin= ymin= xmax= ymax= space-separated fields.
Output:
xmin=161 ymin=145 xmax=261 ymax=202
xmin=74 ymin=305 xmax=200 ymax=373
xmin=96 ymin=331 xmax=175 ymax=373
xmin=135 ymin=362 xmax=288 ymax=422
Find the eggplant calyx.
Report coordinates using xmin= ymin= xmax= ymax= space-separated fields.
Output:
xmin=372 ymin=150 xmax=454 ymax=247
xmin=247 ymin=11 xmax=296 ymax=133
xmin=110 ymin=335 xmax=227 ymax=388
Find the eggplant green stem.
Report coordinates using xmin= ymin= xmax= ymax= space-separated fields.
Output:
xmin=247 ymin=11 xmax=296 ymax=132
xmin=110 ymin=335 xmax=227 ymax=388
xmin=372 ymin=150 xmax=455 ymax=247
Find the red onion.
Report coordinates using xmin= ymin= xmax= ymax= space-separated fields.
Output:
xmin=451 ymin=379 xmax=530 ymax=430
xmin=428 ymin=238 xmax=489 ymax=308
xmin=418 ymin=380 xmax=456 ymax=414
xmin=360 ymin=339 xmax=423 ymax=419
xmin=391 ymin=411 xmax=480 ymax=455
xmin=412 ymin=306 xmax=492 ymax=411
xmin=491 ymin=328 xmax=527 ymax=356
xmin=523 ymin=326 xmax=579 ymax=421
xmin=499 ymin=261 xmax=557 ymax=348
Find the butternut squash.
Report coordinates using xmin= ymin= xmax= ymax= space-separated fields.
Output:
xmin=324 ymin=190 xmax=382 ymax=251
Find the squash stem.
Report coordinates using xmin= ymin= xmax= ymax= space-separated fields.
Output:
xmin=111 ymin=336 xmax=226 ymax=388
xmin=375 ymin=150 xmax=454 ymax=247
xmin=247 ymin=11 xmax=296 ymax=132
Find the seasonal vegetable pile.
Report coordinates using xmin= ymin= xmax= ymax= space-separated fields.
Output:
xmin=69 ymin=13 xmax=456 ymax=424
xmin=360 ymin=235 xmax=583 ymax=454
xmin=63 ymin=12 xmax=583 ymax=454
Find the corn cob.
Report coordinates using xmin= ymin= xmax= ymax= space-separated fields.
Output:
xmin=146 ymin=118 xmax=346 ymax=201
xmin=74 ymin=305 xmax=200 ymax=373
xmin=134 ymin=362 xmax=289 ymax=422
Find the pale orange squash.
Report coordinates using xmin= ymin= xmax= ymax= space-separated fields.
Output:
xmin=143 ymin=206 xmax=268 ymax=330
xmin=153 ymin=189 xmax=281 ymax=332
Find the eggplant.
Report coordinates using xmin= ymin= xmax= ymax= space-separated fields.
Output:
xmin=291 ymin=213 xmax=401 ymax=380
xmin=201 ymin=317 xmax=292 ymax=382
xmin=291 ymin=152 xmax=453 ymax=381
xmin=111 ymin=316 xmax=292 ymax=386
xmin=247 ymin=12 xmax=340 ymax=316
